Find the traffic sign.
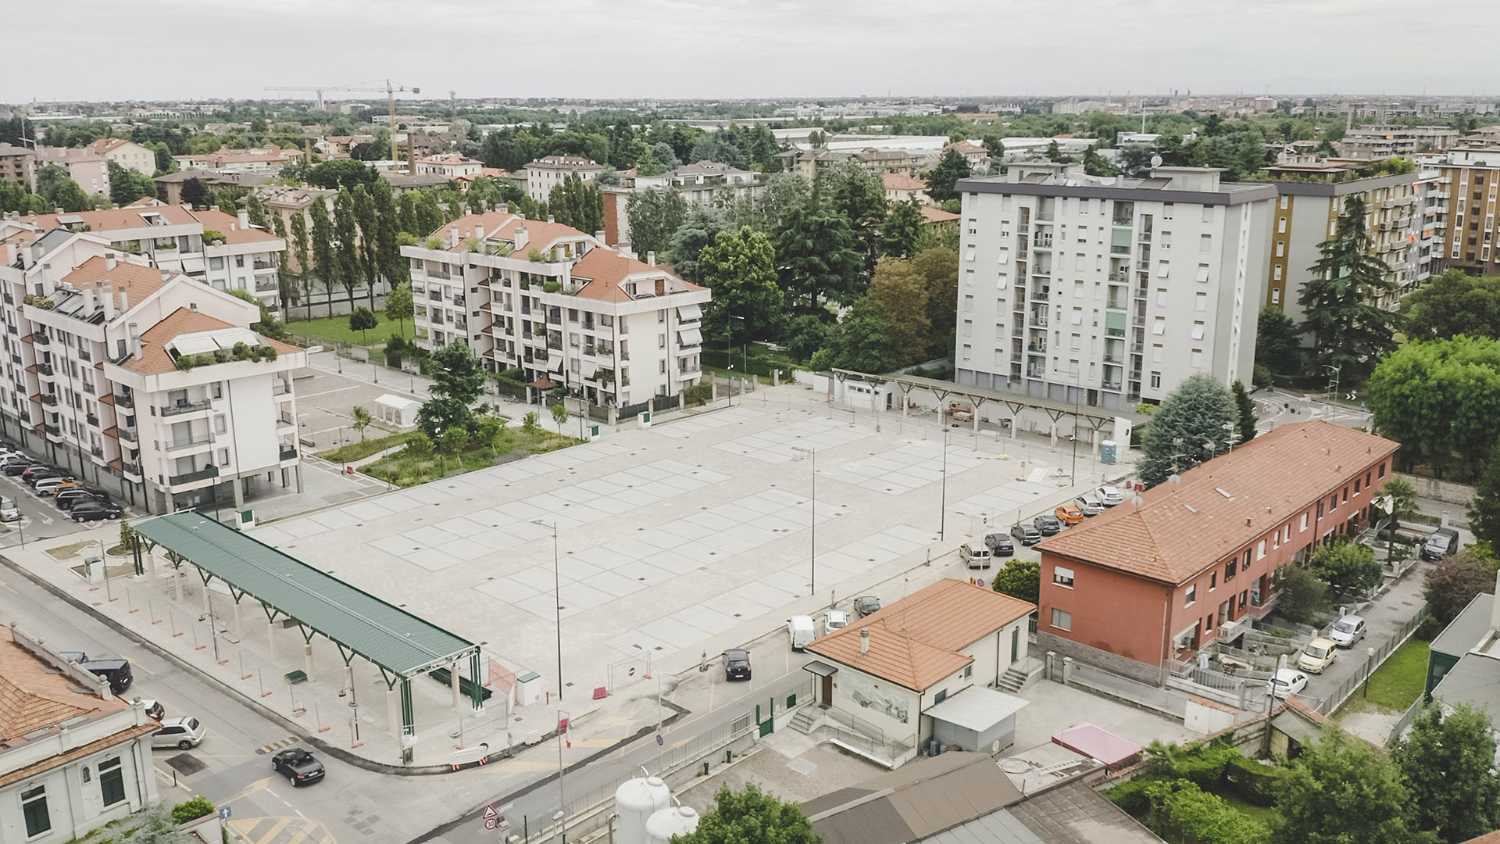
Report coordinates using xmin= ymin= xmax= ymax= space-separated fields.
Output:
xmin=218 ymin=806 xmax=232 ymax=820
xmin=483 ymin=804 xmax=499 ymax=830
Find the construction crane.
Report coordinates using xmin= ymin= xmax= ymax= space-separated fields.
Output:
xmin=264 ymin=80 xmax=422 ymax=161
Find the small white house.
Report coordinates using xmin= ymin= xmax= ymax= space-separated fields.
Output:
xmin=374 ymin=394 xmax=422 ymax=429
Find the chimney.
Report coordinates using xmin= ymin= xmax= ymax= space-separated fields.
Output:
xmin=474 ymin=225 xmax=485 ymax=241
xmin=3 ymin=244 xmax=13 ymax=266
xmin=237 ymin=209 xmax=250 ymax=229
xmin=447 ymin=226 xmax=460 ymax=248
xmin=514 ymin=226 xmax=529 ymax=251
xmin=81 ymin=287 xmax=95 ymax=314
xmin=104 ymin=254 xmax=117 ymax=271
xmin=117 ymin=290 xmax=128 ymax=314
xmin=858 ymin=628 xmax=870 ymax=656
xmin=100 ymin=285 xmax=115 ymax=320
xmin=647 ymin=251 xmax=657 ymax=266
xmin=497 ymin=202 xmax=509 ymax=214
xmin=129 ymin=322 xmax=142 ymax=361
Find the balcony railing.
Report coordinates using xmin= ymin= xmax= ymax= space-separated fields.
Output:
xmin=86 ymin=412 xmax=98 ymax=426
xmin=169 ymin=465 xmax=218 ymax=485
xmin=122 ymin=461 xmax=141 ymax=478
xmin=166 ymin=437 xmax=211 ymax=454
xmin=279 ymin=446 xmax=297 ymax=461
xmin=161 ymin=399 xmax=211 ymax=417
xmin=32 ymin=334 xmax=48 ymax=346
xmin=44 ymin=423 xmax=60 ymax=435
xmin=35 ymin=363 xmax=52 ymax=376
xmin=115 ymin=393 xmax=134 ymax=408
xmin=39 ymin=394 xmax=56 ymax=406
xmin=90 ymin=445 xmax=103 ymax=458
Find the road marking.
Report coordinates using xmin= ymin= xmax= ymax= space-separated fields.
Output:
xmin=298 ymin=386 xmax=364 ymax=399
xmin=255 ymin=736 xmax=300 ymax=755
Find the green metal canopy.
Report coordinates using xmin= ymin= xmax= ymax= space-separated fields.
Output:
xmin=133 ymin=511 xmax=477 ymax=679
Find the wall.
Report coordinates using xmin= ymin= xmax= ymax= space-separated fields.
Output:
xmin=1396 ymin=472 xmax=1474 ymax=507
xmin=0 ymin=735 xmax=155 ymax=844
xmin=827 ymin=663 xmax=921 ymax=749
xmin=1039 ymin=554 xmax=1172 ymax=667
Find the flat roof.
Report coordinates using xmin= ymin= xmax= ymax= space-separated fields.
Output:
xmin=1431 ymin=592 xmax=1495 ymax=658
xmin=133 ymin=511 xmax=476 ymax=677
xmin=925 ymin=687 xmax=1029 ymax=732
xmin=1432 ymin=652 xmax=1500 ymax=725
xmin=1052 ymin=723 xmax=1141 ymax=767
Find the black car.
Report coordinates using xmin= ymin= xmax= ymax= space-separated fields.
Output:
xmin=272 ymin=748 xmax=325 ymax=786
xmin=56 ymin=489 xmax=108 ymax=510
xmin=1011 ymin=523 xmax=1042 ymax=545
xmin=1033 ymin=514 xmax=1063 ymax=536
xmin=722 ymin=649 xmax=752 ymax=681
xmin=71 ymin=502 xmax=123 ymax=522
xmin=2 ymin=461 xmax=34 ymax=476
xmin=852 ymin=595 xmax=882 ymax=617
xmin=984 ymin=532 xmax=1015 ymax=557
xmin=69 ymin=656 xmax=132 ymax=694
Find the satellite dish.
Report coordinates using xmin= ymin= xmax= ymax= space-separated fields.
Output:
xmin=1150 ymin=154 xmax=1163 ymax=168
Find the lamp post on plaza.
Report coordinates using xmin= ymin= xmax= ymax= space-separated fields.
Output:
xmin=792 ymin=447 xmax=816 ymax=596
xmin=531 ymin=518 xmax=563 ymax=701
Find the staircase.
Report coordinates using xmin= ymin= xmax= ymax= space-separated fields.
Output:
xmin=789 ymin=707 xmax=820 ymax=735
xmin=996 ymin=667 xmax=1031 ymax=693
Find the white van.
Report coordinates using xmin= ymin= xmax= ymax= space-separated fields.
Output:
xmin=0 ymin=497 xmax=17 ymax=522
xmin=788 ymin=615 xmax=816 ymax=651
xmin=960 ymin=543 xmax=993 ymax=570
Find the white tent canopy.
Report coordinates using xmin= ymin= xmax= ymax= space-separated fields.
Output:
xmin=374 ymin=394 xmax=422 ymax=429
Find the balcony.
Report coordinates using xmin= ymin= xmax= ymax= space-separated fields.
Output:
xmin=161 ymin=399 xmax=211 ymax=417
xmin=90 ymin=444 xmax=103 ymax=459
xmin=44 ymin=423 xmax=60 ymax=438
xmin=35 ymin=363 xmax=53 ymax=377
xmin=115 ymin=392 xmax=134 ymax=408
xmin=165 ymin=437 xmax=213 ymax=455
xmin=31 ymin=333 xmax=47 ymax=346
xmin=279 ymin=445 xmax=298 ymax=462
xmin=118 ymin=426 xmax=137 ymax=448
xmin=39 ymin=394 xmax=57 ymax=407
xmin=273 ymin=380 xmax=292 ymax=398
xmin=86 ymin=412 xmax=98 ymax=427
xmin=169 ymin=465 xmax=218 ymax=486
xmin=122 ymin=462 xmax=142 ymax=481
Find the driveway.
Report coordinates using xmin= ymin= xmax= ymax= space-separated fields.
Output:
xmin=1297 ymin=561 xmax=1429 ymax=711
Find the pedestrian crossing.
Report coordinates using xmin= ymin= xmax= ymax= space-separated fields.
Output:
xmin=253 ymin=736 xmax=301 ymax=755
xmin=229 ymin=816 xmax=336 ymax=844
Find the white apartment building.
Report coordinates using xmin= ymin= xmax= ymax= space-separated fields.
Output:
xmin=33 ymin=146 xmax=111 ymax=196
xmin=525 ymin=156 xmax=605 ymax=202
xmin=603 ymin=161 xmax=768 ymax=247
xmin=0 ymin=625 xmax=159 ymax=844
xmin=403 ymin=210 xmax=710 ymax=408
xmin=954 ymin=164 xmax=1275 ymax=410
xmin=1338 ymin=125 xmax=1460 ymax=159
xmin=415 ymin=154 xmax=482 ymax=179
xmin=171 ymin=146 xmax=301 ymax=175
xmin=2 ymin=201 xmax=286 ymax=312
xmin=86 ymin=139 xmax=157 ymax=177
xmin=0 ymin=233 xmax=305 ymax=513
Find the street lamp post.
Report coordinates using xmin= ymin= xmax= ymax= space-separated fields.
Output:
xmin=939 ymin=425 xmax=949 ymax=541
xmin=531 ymin=519 xmax=563 ymax=701
xmin=792 ymin=447 xmax=816 ymax=595
xmin=727 ymin=315 xmax=744 ymax=407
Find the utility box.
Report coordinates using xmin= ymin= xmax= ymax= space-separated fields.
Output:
xmin=638 ymin=411 xmax=652 ymax=428
xmin=514 ymin=671 xmax=545 ymax=706
xmin=1100 ymin=440 xmax=1118 ymax=465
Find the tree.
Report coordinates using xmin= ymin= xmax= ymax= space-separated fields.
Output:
xmin=521 ymin=411 xmax=541 ymax=435
xmin=1231 ymin=380 xmax=1257 ymax=445
xmin=1138 ymin=375 xmax=1236 ymax=487
xmin=1309 ymin=539 xmax=1383 ymax=600
xmin=179 ymin=177 xmax=211 ymax=209
xmin=305 ymin=159 xmax=379 ymax=191
xmin=1276 ymin=565 xmax=1329 ymax=624
xmin=1045 ymin=140 xmax=1067 ymax=162
xmin=1368 ymin=337 xmax=1500 ymax=479
xmin=1425 ymin=546 xmax=1500 ymax=628
xmin=775 ymin=202 xmax=864 ymax=310
xmin=1401 ymin=269 xmax=1500 ymax=341
xmin=911 ymin=246 xmax=959 ymax=359
xmin=36 ymin=164 xmax=91 ymax=212
xmin=385 ymin=281 xmax=413 ymax=337
xmin=351 ymin=405 xmax=372 ymax=442
xmin=1395 ymin=704 xmax=1500 ymax=842
xmin=675 ymin=784 xmax=817 ymax=844
xmin=1299 ymin=195 xmax=1399 ymax=387
xmin=1380 ymin=476 xmax=1418 ymax=531
xmin=625 ymin=189 xmax=688 ymax=258
xmin=1255 ymin=309 xmax=1302 ymax=378
xmin=992 ymin=559 xmax=1040 ymax=604
xmin=547 ymin=175 xmax=603 ymax=234
xmin=867 ymin=257 xmax=930 ymax=369
xmin=783 ymin=314 xmax=831 ymax=362
xmin=1473 ymin=439 xmax=1500 ymax=549
xmin=1273 ymin=729 xmax=1427 ymax=844
xmin=824 ymin=162 xmax=888 ymax=274
xmin=667 ymin=207 xmax=729 ymax=283
xmin=437 ymin=426 xmax=470 ymax=473
xmin=416 ymin=342 xmax=484 ymax=440
xmin=107 ymin=161 xmax=154 ymax=206
xmin=808 ymin=298 xmax=896 ymax=373
xmin=308 ymin=197 xmax=339 ymax=318
xmin=925 ymin=148 xmax=971 ymax=203
xmin=698 ymin=226 xmax=783 ymax=341
xmin=880 ymin=199 xmax=924 ymax=259
xmin=349 ymin=307 xmax=377 ymax=343
xmin=549 ymin=402 xmax=568 ymax=434
xmin=351 ymin=185 xmax=379 ymax=306
xmin=333 ymin=189 xmax=361 ymax=307
xmin=289 ymin=211 xmax=311 ymax=309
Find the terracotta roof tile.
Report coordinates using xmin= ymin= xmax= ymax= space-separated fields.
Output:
xmin=188 ymin=208 xmax=281 ymax=244
xmin=0 ymin=628 xmax=123 ymax=744
xmin=58 ymin=256 xmax=166 ymax=306
xmin=18 ymin=204 xmax=199 ymax=232
xmin=807 ymin=579 xmax=1035 ymax=691
xmin=569 ymin=248 xmax=703 ymax=303
xmin=882 ymin=173 xmax=927 ymax=192
xmin=1038 ymin=421 xmax=1400 ymax=584
xmin=120 ymin=307 xmax=299 ymax=376
xmin=920 ymin=206 xmax=960 ymax=223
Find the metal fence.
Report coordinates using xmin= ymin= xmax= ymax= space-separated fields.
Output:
xmin=1386 ymin=696 xmax=1430 ymax=746
xmin=1298 ymin=609 xmax=1427 ymax=715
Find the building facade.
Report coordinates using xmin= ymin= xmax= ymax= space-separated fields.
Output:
xmin=0 ymin=144 xmax=37 ymax=193
xmin=0 ymin=625 xmax=159 ymax=844
xmin=1438 ymin=147 xmax=1500 ymax=275
xmin=402 ymin=211 xmax=710 ymax=407
xmin=86 ymin=139 xmax=157 ymax=177
xmin=1338 ymin=125 xmax=1460 ymax=159
xmin=525 ymin=156 xmax=605 ymax=202
xmin=953 ymin=164 xmax=1274 ymax=410
xmin=415 ymin=154 xmax=482 ymax=179
xmin=1036 ymin=421 xmax=1398 ymax=682
xmin=33 ymin=146 xmax=110 ymax=197
xmin=602 ymin=162 xmax=767 ymax=248
xmin=172 ymin=146 xmax=302 ymax=175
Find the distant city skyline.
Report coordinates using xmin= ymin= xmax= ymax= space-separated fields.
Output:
xmin=6 ymin=0 xmax=1499 ymax=104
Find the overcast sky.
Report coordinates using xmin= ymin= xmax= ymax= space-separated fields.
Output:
xmin=9 ymin=0 xmax=1500 ymax=103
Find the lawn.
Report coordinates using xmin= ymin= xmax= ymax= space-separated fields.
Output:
xmin=1335 ymin=637 xmax=1430 ymax=718
xmin=361 ymin=426 xmax=576 ymax=487
xmin=320 ymin=431 xmax=417 ymax=463
xmin=286 ymin=314 xmax=414 ymax=349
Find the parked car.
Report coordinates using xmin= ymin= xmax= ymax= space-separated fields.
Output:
xmin=56 ymin=489 xmax=108 ymax=510
xmin=1297 ymin=638 xmax=1339 ymax=674
xmin=984 ymin=532 xmax=1015 ymax=557
xmin=71 ymin=502 xmax=123 ymax=522
xmin=960 ymin=542 xmax=994 ymax=570
xmin=1268 ymin=668 xmax=1309 ymax=699
xmin=0 ymin=497 xmax=18 ymax=522
xmin=852 ymin=595 xmax=882 ymax=617
xmin=722 ymin=648 xmax=752 ymax=681
xmin=1096 ymin=485 xmax=1124 ymax=507
xmin=1329 ymin=615 xmax=1366 ymax=648
xmin=1420 ymin=528 xmax=1460 ymax=562
xmin=1076 ymin=494 xmax=1104 ymax=516
xmin=152 ymin=716 xmax=205 ymax=750
xmin=2 ymin=461 xmax=35 ymax=476
xmin=271 ymin=748 xmax=325 ymax=786
xmin=136 ymin=698 xmax=166 ymax=720
xmin=1054 ymin=502 xmax=1085 ymax=526
xmin=1011 ymin=523 xmax=1042 ymax=546
xmin=1033 ymin=514 xmax=1062 ymax=536
xmin=787 ymin=615 xmax=815 ymax=651
xmin=68 ymin=655 xmax=133 ymax=693
xmin=33 ymin=477 xmax=77 ymax=496
xmin=824 ymin=610 xmax=849 ymax=637
xmin=23 ymin=466 xmax=60 ymax=485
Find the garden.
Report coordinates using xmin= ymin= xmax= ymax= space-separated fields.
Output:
xmin=1109 ymin=740 xmax=1283 ymax=844
xmin=357 ymin=416 xmax=575 ymax=487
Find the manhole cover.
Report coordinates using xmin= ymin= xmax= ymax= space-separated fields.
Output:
xmin=165 ymin=753 xmax=206 ymax=776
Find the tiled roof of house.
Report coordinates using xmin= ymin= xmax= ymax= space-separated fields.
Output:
xmin=59 ymin=256 xmax=166 ymax=305
xmin=429 ymin=214 xmax=593 ymax=255
xmin=1039 ymin=421 xmax=1400 ymax=584
xmin=18 ymin=204 xmax=198 ymax=232
xmin=0 ymin=627 xmax=122 ymax=744
xmin=187 ymin=208 xmax=281 ymax=244
xmin=569 ymin=248 xmax=702 ymax=303
xmin=919 ymin=205 xmax=960 ymax=223
xmin=807 ymin=579 xmax=1035 ymax=691
xmin=882 ymin=173 xmax=927 ymax=192
xmin=120 ymin=307 xmax=299 ymax=375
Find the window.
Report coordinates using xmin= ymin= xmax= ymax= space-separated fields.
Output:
xmin=1329 ymin=493 xmax=1337 ymax=510
xmin=1152 ymin=319 xmax=1166 ymax=336
xmin=1210 ymin=571 xmax=1217 ymax=590
xmin=99 ymin=756 xmax=126 ymax=807
xmin=1342 ymin=486 xmax=1348 ymax=504
xmin=1053 ymin=566 xmax=1075 ymax=588
xmin=962 ymin=664 xmax=973 ymax=679
xmin=1278 ymin=217 xmax=1287 ymax=233
xmin=1354 ymin=477 xmax=1362 ymax=494
xmin=211 ymin=382 xmax=222 ymax=400
xmin=1257 ymin=540 xmax=1266 ymax=559
xmin=1199 ymin=234 xmax=1212 ymax=254
xmin=1184 ymin=584 xmax=1196 ymax=607
xmin=1271 ymin=288 xmax=1281 ymax=305
xmin=658 ymin=333 xmax=666 ymax=349
xmin=22 ymin=785 xmax=50 ymax=837
xmin=214 ymin=415 xmax=226 ymax=434
xmin=1050 ymin=608 xmax=1072 ymax=631
xmin=1379 ymin=461 xmax=1386 ymax=478
xmin=1195 ymin=292 xmax=1207 ymax=312
xmin=218 ymin=448 xmax=229 ymax=467
xmin=1150 ymin=371 xmax=1161 ymax=389
xmin=1225 ymin=558 xmax=1237 ymax=580
xmin=1195 ymin=264 xmax=1210 ymax=283
xmin=933 ymin=688 xmax=948 ymax=704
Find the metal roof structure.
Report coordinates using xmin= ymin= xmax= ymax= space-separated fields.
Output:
xmin=829 ymin=369 xmax=1147 ymax=431
xmin=132 ymin=511 xmax=477 ymax=680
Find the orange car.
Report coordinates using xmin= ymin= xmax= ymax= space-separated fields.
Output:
xmin=1054 ymin=502 xmax=1085 ymax=526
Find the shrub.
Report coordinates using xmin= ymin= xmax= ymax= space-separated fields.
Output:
xmin=212 ymin=349 xmax=230 ymax=363
xmin=1141 ymin=779 xmax=1266 ymax=844
xmin=386 ymin=335 xmax=407 ymax=353
xmin=542 ymin=279 xmax=561 ymax=293
xmin=171 ymin=795 xmax=215 ymax=824
xmin=202 ymin=229 xmax=225 ymax=245
xmin=1224 ymin=755 xmax=1286 ymax=807
xmin=385 ymin=348 xmax=403 ymax=368
xmin=684 ymin=383 xmax=713 ymax=406
xmin=232 ymin=340 xmax=250 ymax=360
xmin=1109 ymin=777 xmax=1156 ymax=815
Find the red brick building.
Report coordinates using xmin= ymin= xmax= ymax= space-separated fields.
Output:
xmin=1036 ymin=421 xmax=1399 ymax=681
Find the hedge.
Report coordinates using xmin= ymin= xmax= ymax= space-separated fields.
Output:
xmin=1223 ymin=755 xmax=1286 ymax=807
xmin=1141 ymin=779 xmax=1268 ymax=844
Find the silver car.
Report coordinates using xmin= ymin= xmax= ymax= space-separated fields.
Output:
xmin=151 ymin=716 xmax=206 ymax=750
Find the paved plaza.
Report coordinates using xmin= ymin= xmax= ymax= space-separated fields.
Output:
xmin=250 ymin=385 xmax=1131 ymax=705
